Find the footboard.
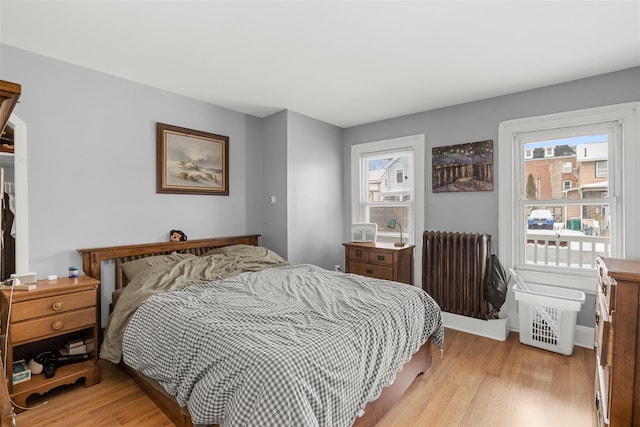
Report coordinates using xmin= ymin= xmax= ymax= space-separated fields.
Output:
xmin=353 ymin=340 xmax=432 ymax=427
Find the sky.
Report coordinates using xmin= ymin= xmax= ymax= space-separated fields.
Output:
xmin=525 ymin=134 xmax=607 ymax=149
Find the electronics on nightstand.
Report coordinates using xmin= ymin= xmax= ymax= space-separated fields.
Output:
xmin=10 ymin=272 xmax=37 ymax=284
xmin=12 ymin=359 xmax=31 ymax=384
xmin=351 ymin=223 xmax=377 ymax=242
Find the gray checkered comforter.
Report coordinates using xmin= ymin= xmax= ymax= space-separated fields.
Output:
xmin=122 ymin=264 xmax=443 ymax=426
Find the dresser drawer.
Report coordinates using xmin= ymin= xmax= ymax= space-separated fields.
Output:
xmin=10 ymin=290 xmax=95 ymax=322
xmin=367 ymin=251 xmax=393 ymax=265
xmin=595 ymin=296 xmax=605 ymax=361
xmin=594 ymin=294 xmax=613 ymax=366
xmin=348 ymin=248 xmax=371 ymax=262
xmin=11 ymin=308 xmax=96 ymax=343
xmin=349 ymin=261 xmax=394 ymax=281
xmin=596 ymin=258 xmax=616 ymax=314
xmin=348 ymin=248 xmax=394 ymax=266
xmin=595 ymin=361 xmax=611 ymax=427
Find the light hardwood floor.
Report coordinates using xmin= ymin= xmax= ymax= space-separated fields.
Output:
xmin=15 ymin=329 xmax=596 ymax=426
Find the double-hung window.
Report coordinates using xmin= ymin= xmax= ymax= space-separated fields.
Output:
xmin=351 ymin=135 xmax=425 ymax=278
xmin=499 ymin=103 xmax=639 ymax=289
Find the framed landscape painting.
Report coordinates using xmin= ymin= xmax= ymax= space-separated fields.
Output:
xmin=156 ymin=123 xmax=229 ymax=195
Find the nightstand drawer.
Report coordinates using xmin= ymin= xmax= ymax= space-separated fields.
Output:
xmin=11 ymin=308 xmax=96 ymax=343
xmin=348 ymin=248 xmax=371 ymax=262
xmin=11 ymin=290 xmax=95 ymax=322
xmin=368 ymin=252 xmax=393 ymax=265
xmin=349 ymin=261 xmax=394 ymax=281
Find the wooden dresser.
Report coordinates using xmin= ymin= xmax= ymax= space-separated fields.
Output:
xmin=594 ymin=256 xmax=640 ymax=426
xmin=0 ymin=276 xmax=101 ymax=409
xmin=343 ymin=242 xmax=414 ymax=285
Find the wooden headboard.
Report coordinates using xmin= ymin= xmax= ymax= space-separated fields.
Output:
xmin=77 ymin=234 xmax=260 ymax=290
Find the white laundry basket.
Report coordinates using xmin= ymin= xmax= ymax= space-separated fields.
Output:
xmin=511 ymin=270 xmax=585 ymax=356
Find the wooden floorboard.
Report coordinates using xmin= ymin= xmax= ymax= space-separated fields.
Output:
xmin=378 ymin=329 xmax=597 ymax=427
xmin=15 ymin=328 xmax=596 ymax=426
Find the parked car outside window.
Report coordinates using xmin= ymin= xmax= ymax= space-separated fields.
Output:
xmin=528 ymin=209 xmax=554 ymax=230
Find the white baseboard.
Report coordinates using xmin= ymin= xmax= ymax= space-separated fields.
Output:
xmin=442 ymin=312 xmax=594 ymax=351
xmin=574 ymin=325 xmax=594 ymax=349
xmin=442 ymin=312 xmax=509 ymax=341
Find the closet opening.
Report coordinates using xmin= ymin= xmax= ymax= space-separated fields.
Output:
xmin=0 ymin=128 xmax=16 ymax=280
xmin=1 ymin=114 xmax=28 ymax=278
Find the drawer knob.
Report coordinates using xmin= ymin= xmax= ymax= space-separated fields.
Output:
xmin=52 ymin=320 xmax=64 ymax=330
xmin=366 ymin=268 xmax=374 ymax=274
xmin=355 ymin=250 xmax=362 ymax=257
xmin=52 ymin=301 xmax=64 ymax=311
xmin=377 ymin=255 xmax=385 ymax=261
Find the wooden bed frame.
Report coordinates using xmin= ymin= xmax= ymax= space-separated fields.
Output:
xmin=77 ymin=234 xmax=433 ymax=427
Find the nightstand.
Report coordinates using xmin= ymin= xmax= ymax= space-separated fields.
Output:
xmin=343 ymin=242 xmax=414 ymax=285
xmin=0 ymin=276 xmax=100 ymax=409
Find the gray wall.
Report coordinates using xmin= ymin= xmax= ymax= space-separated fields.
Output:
xmin=1 ymin=43 xmax=263 ymax=260
xmin=1 ymin=45 xmax=346 ymax=326
xmin=256 ymin=110 xmax=344 ymax=270
xmin=287 ymin=111 xmax=343 ymax=270
xmin=342 ymin=67 xmax=640 ymax=327
xmin=259 ymin=110 xmax=288 ymax=259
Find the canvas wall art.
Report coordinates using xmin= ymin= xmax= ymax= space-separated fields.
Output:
xmin=432 ymin=139 xmax=493 ymax=192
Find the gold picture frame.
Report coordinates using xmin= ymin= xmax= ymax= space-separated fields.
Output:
xmin=156 ymin=123 xmax=229 ymax=195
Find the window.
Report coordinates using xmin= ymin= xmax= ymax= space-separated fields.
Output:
xmin=356 ymin=152 xmax=413 ymax=243
xmin=525 ymin=149 xmax=533 ymax=159
xmin=351 ymin=135 xmax=425 ymax=279
xmin=499 ymin=103 xmax=639 ymax=290
xmin=523 ymin=134 xmax=611 ymax=268
xmin=596 ymin=160 xmax=608 ymax=178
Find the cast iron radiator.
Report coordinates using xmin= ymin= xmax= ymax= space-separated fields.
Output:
xmin=423 ymin=230 xmax=491 ymax=320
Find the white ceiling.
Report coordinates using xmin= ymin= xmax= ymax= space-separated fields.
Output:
xmin=1 ymin=1 xmax=639 ymax=128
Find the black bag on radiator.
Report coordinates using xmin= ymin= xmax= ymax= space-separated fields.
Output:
xmin=485 ymin=245 xmax=509 ymax=318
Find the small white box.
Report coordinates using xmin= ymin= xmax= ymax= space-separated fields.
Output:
xmin=85 ymin=338 xmax=94 ymax=353
xmin=12 ymin=359 xmax=31 ymax=384
xmin=62 ymin=345 xmax=87 ymax=355
xmin=10 ymin=272 xmax=37 ymax=285
xmin=66 ymin=339 xmax=84 ymax=349
xmin=59 ymin=345 xmax=87 ymax=356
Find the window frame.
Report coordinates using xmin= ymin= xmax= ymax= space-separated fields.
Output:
xmin=351 ymin=134 xmax=425 ymax=281
xmin=498 ymin=102 xmax=640 ymax=291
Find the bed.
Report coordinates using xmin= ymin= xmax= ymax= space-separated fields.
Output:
xmin=78 ymin=235 xmax=443 ymax=427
